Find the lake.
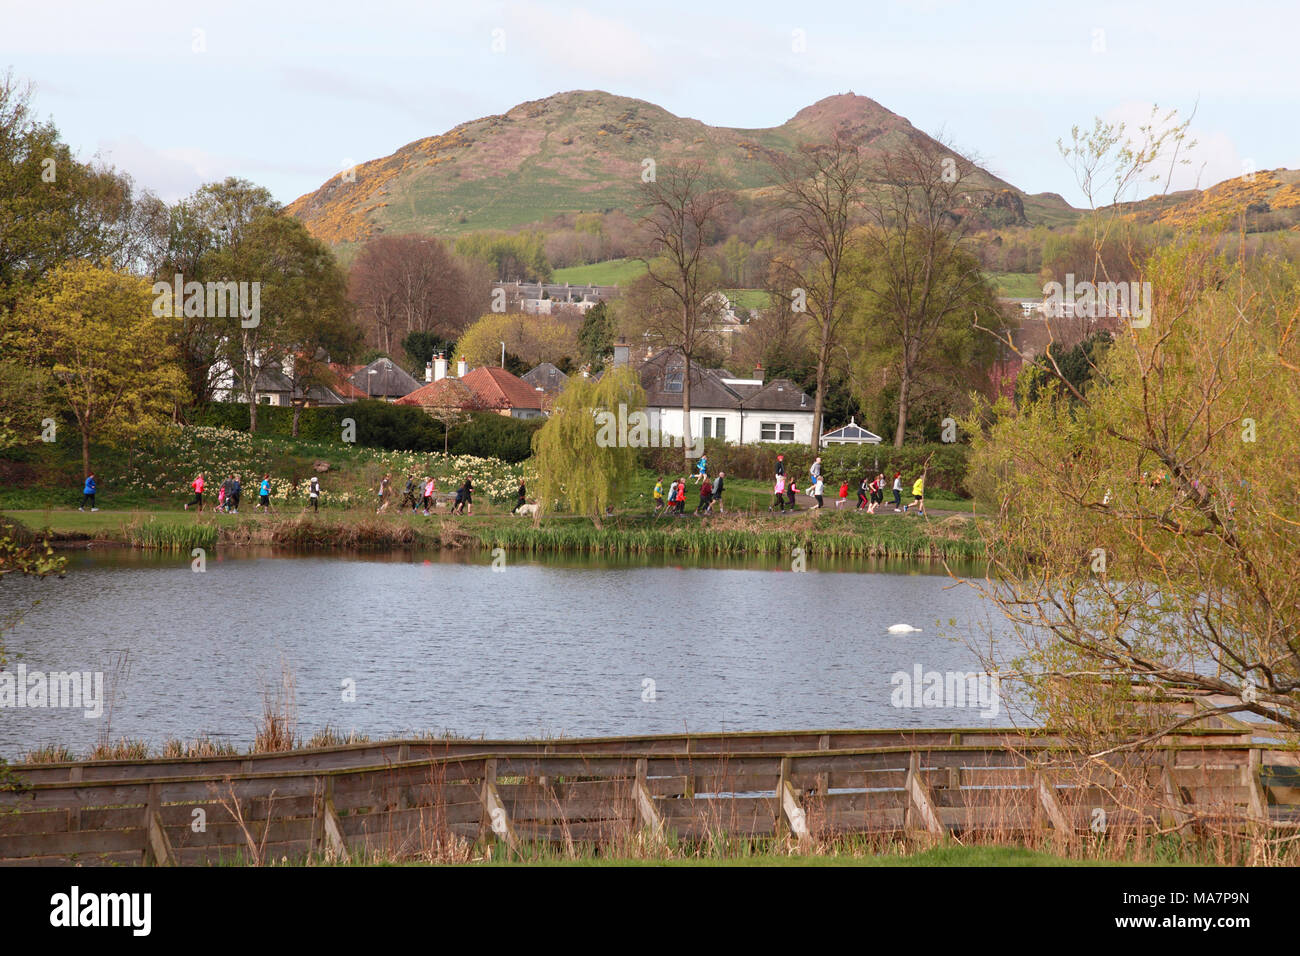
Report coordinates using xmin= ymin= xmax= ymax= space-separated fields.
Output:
xmin=0 ymin=549 xmax=1023 ymax=755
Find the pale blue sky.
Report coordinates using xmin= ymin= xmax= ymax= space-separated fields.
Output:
xmin=3 ymin=0 xmax=1295 ymax=208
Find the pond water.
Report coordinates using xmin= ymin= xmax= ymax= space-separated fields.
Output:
xmin=0 ymin=549 xmax=1025 ymax=755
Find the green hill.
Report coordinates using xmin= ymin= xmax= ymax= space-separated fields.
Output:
xmin=286 ymin=90 xmax=1080 ymax=244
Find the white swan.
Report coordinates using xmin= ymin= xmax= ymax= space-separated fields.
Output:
xmin=887 ymin=623 xmax=922 ymax=633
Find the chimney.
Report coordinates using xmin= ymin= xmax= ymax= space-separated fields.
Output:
xmin=456 ymin=358 xmax=468 ymax=378
xmin=612 ymin=342 xmax=630 ymax=367
xmin=433 ymin=353 xmax=447 ymax=381
xmin=754 ymin=363 xmax=765 ymax=384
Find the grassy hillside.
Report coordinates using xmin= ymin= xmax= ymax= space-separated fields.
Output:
xmin=552 ymin=257 xmax=647 ymax=286
xmin=286 ymin=90 xmax=1079 ymax=244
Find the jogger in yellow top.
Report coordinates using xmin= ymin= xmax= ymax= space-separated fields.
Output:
xmin=904 ymin=475 xmax=925 ymax=515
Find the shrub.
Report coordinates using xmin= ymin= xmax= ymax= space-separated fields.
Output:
xmin=449 ymin=413 xmax=544 ymax=463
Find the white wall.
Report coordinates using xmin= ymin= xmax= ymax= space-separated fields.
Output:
xmin=651 ymin=406 xmax=814 ymax=446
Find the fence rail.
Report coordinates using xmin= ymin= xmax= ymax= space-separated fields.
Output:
xmin=2 ymin=728 xmax=1296 ymax=866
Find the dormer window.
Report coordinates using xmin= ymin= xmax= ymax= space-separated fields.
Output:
xmin=664 ymin=367 xmax=683 ymax=393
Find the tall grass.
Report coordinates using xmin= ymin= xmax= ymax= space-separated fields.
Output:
xmin=123 ymin=517 xmax=218 ymax=551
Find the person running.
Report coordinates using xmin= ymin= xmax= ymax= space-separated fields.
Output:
xmin=258 ymin=475 xmax=271 ymax=512
xmin=774 ymin=453 xmax=786 ymax=480
xmin=857 ymin=475 xmax=870 ymax=510
xmin=511 ymin=479 xmax=528 ymax=514
xmin=79 ymin=473 xmax=97 ymax=512
xmin=675 ymin=477 xmax=687 ymax=515
xmin=400 ymin=475 xmax=419 ymax=512
xmin=812 ymin=474 xmax=824 ymax=509
xmin=712 ymin=472 xmax=726 ymax=515
xmin=694 ymin=454 xmax=708 ymax=484
xmin=185 ymin=473 xmax=205 ymax=512
xmin=217 ymin=480 xmax=227 ymax=513
xmin=810 ymin=456 xmax=822 ymax=486
xmin=462 ymin=477 xmax=474 ymax=515
xmin=308 ymin=475 xmax=320 ymax=513
xmin=422 ymin=477 xmax=436 ymax=515
xmin=697 ymin=475 xmax=713 ymax=515
xmin=771 ymin=472 xmax=787 ymax=512
xmin=892 ymin=472 xmax=903 ymax=512
xmin=904 ymin=474 xmax=925 ymax=515
xmin=376 ymin=474 xmax=391 ymax=514
xmin=653 ymin=477 xmax=665 ymax=515
xmin=666 ymin=478 xmax=678 ymax=515
xmin=228 ymin=474 xmax=242 ymax=514
xmin=867 ymin=473 xmax=882 ymax=514
xmin=837 ymin=480 xmax=849 ymax=508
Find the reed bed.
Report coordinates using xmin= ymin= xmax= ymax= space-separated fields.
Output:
xmin=122 ymin=517 xmax=218 ymax=551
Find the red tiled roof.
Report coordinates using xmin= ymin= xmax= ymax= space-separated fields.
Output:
xmin=460 ymin=366 xmax=544 ymax=411
xmin=395 ymin=377 xmax=481 ymax=409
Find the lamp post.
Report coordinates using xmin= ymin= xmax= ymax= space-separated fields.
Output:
xmin=500 ymin=341 xmax=506 ymax=369
xmin=367 ymin=368 xmax=377 ymax=399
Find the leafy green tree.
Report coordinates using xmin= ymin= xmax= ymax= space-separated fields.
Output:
xmin=7 ymin=260 xmax=187 ymax=477
xmin=402 ymin=330 xmax=454 ymax=376
xmin=205 ymin=212 xmax=358 ymax=432
xmin=576 ymin=301 xmax=615 ymax=369
xmin=532 ymin=366 xmax=645 ymax=528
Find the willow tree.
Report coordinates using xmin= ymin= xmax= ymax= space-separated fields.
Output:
xmin=964 ymin=239 xmax=1300 ymax=743
xmin=531 ymin=366 xmax=645 ymax=528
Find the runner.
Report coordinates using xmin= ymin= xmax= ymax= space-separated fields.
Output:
xmin=857 ymin=474 xmax=870 ymax=510
xmin=904 ymin=473 xmax=925 ymax=515
xmin=786 ymin=477 xmax=799 ymax=511
xmin=217 ymin=480 xmax=227 ymax=513
xmin=258 ymin=475 xmax=271 ymax=512
xmin=462 ymin=477 xmax=474 ymax=516
xmin=892 ymin=472 xmax=903 ymax=512
xmin=697 ymin=475 xmax=713 ymax=515
xmin=376 ymin=474 xmax=391 ymax=514
xmin=185 ymin=473 xmax=205 ymax=512
xmin=712 ymin=472 xmax=726 ymax=515
xmin=666 ymin=478 xmax=679 ymax=516
xmin=511 ymin=479 xmax=527 ymax=514
xmin=837 ymin=480 xmax=849 ymax=508
xmin=400 ymin=475 xmax=420 ymax=512
xmin=694 ymin=454 xmax=708 ymax=484
xmin=79 ymin=473 xmax=97 ymax=512
xmin=308 ymin=475 xmax=320 ymax=513
xmin=653 ymin=477 xmax=665 ymax=515
xmin=422 ymin=476 xmax=436 ymax=515
xmin=812 ymin=474 xmax=824 ymax=509
xmin=771 ymin=472 xmax=786 ymax=512
xmin=229 ymin=474 xmax=242 ymax=514
xmin=675 ymin=477 xmax=687 ymax=515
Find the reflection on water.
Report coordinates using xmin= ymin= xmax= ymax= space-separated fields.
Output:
xmin=0 ymin=548 xmax=1017 ymax=756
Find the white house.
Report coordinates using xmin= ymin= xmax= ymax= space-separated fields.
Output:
xmin=636 ymin=350 xmax=815 ymax=446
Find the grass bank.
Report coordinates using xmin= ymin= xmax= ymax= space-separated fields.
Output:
xmin=3 ymin=507 xmax=984 ymax=561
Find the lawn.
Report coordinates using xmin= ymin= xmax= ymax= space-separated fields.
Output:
xmin=986 ymin=271 xmax=1044 ymax=299
xmin=552 ymin=258 xmax=648 ymax=286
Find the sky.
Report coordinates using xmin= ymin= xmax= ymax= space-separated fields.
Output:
xmin=3 ymin=0 xmax=1296 ymax=208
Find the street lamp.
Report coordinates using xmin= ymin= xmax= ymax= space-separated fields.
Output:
xmin=367 ymin=368 xmax=378 ymax=398
xmin=500 ymin=341 xmax=506 ymax=369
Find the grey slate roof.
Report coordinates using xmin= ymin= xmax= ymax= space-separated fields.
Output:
xmin=348 ymin=358 xmax=420 ymax=399
xmin=522 ymin=362 xmax=569 ymax=395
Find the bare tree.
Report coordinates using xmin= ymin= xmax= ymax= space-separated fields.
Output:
xmin=770 ymin=133 xmax=866 ymax=448
xmin=636 ymin=163 xmax=730 ymax=462
xmin=857 ymin=135 xmax=989 ymax=446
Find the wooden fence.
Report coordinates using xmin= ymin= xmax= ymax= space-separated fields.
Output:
xmin=2 ymin=727 xmax=1296 ymax=865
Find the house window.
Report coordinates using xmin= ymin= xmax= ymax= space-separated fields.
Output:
xmin=664 ymin=367 xmax=683 ymax=392
xmin=780 ymin=423 xmax=794 ymax=442
xmin=702 ymin=417 xmax=712 ymax=439
xmin=715 ymin=417 xmax=725 ymax=441
xmin=760 ymin=422 xmax=776 ymax=441
xmin=760 ymin=422 xmax=793 ymax=442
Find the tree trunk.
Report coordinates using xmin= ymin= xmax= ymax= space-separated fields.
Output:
xmin=248 ymin=392 xmax=258 ymax=433
xmin=893 ymin=366 xmax=910 ymax=448
xmin=682 ymin=352 xmax=693 ymax=463
xmin=81 ymin=430 xmax=91 ymax=483
xmin=292 ymin=404 xmax=301 ymax=438
xmin=812 ymin=326 xmax=831 ymax=450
